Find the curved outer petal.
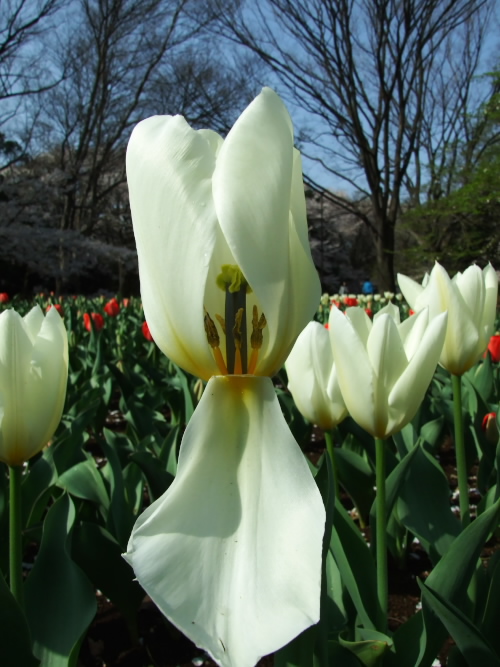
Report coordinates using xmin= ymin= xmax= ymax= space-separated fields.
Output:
xmin=387 ymin=312 xmax=447 ymax=437
xmin=25 ymin=306 xmax=68 ymax=459
xmin=213 ymin=88 xmax=320 ymax=374
xmin=287 ymin=322 xmax=346 ymax=430
xmin=328 ymin=306 xmax=377 ymax=435
xmin=0 ymin=307 xmax=68 ymax=466
xmin=124 ymin=375 xmax=325 ymax=667
xmin=397 ymin=273 xmax=423 ymax=309
xmin=127 ymin=114 xmax=220 ymax=380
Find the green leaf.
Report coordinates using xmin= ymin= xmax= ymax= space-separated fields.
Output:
xmin=425 ymin=498 xmax=500 ymax=605
xmin=101 ymin=430 xmax=136 ymax=549
xmin=330 ymin=498 xmax=379 ymax=631
xmin=56 ymin=458 xmax=109 ymax=511
xmin=420 ymin=581 xmax=500 ymax=665
xmin=72 ymin=521 xmax=144 ymax=639
xmin=335 ymin=447 xmax=375 ymax=525
xmin=339 ymin=629 xmax=391 ymax=666
xmin=0 ymin=571 xmax=39 ymax=666
xmin=396 ymin=443 xmax=460 ymax=562
xmin=24 ymin=495 xmax=96 ymax=667
xmin=274 ymin=623 xmax=317 ymax=667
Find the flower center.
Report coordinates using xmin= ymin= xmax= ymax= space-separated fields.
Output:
xmin=204 ymin=264 xmax=266 ymax=375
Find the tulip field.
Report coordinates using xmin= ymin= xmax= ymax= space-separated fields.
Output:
xmin=3 ymin=89 xmax=500 ymax=667
xmin=1 ymin=286 xmax=500 ymax=667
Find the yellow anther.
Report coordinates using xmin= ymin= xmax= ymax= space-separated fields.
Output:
xmin=248 ymin=306 xmax=267 ymax=374
xmin=204 ymin=309 xmax=228 ymax=375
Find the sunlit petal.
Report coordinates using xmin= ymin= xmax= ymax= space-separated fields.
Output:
xmin=287 ymin=322 xmax=346 ymax=429
xmin=388 ymin=312 xmax=447 ymax=435
xmin=329 ymin=306 xmax=376 ymax=434
xmin=127 ymin=115 xmax=220 ymax=380
xmin=125 ymin=376 xmax=325 ymax=667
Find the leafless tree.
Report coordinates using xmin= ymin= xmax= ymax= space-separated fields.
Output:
xmin=29 ymin=0 xmax=254 ymax=291
xmin=0 ymin=0 xmax=65 ymax=167
xmin=217 ymin=0 xmax=493 ymax=289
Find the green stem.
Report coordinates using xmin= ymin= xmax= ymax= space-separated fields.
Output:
xmin=452 ymin=373 xmax=470 ymax=527
xmin=8 ymin=464 xmax=24 ymax=610
xmin=375 ymin=437 xmax=388 ymax=632
xmin=324 ymin=430 xmax=339 ymax=500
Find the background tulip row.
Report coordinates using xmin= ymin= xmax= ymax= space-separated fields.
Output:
xmin=1 ymin=291 xmax=500 ymax=666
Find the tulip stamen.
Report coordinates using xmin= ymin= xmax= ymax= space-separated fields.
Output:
xmin=248 ymin=306 xmax=267 ymax=374
xmin=204 ymin=309 xmax=228 ymax=375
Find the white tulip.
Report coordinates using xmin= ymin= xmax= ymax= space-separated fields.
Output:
xmin=0 ymin=306 xmax=68 ymax=466
xmin=328 ymin=303 xmax=447 ymax=439
xmin=287 ymin=321 xmax=347 ymax=430
xmin=398 ymin=262 xmax=498 ymax=375
xmin=125 ymin=88 xmax=325 ymax=667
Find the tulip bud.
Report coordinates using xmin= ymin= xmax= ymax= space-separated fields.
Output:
xmin=0 ymin=306 xmax=68 ymax=466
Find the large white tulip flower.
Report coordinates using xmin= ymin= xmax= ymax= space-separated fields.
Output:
xmin=328 ymin=303 xmax=447 ymax=439
xmin=0 ymin=306 xmax=68 ymax=466
xmin=398 ymin=262 xmax=498 ymax=376
xmin=124 ymin=88 xmax=325 ymax=667
xmin=287 ymin=321 xmax=347 ymax=430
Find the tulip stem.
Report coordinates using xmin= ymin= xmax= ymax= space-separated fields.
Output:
xmin=324 ymin=431 xmax=339 ymax=500
xmin=375 ymin=437 xmax=388 ymax=632
xmin=452 ymin=374 xmax=470 ymax=527
xmin=8 ymin=464 xmax=24 ymax=610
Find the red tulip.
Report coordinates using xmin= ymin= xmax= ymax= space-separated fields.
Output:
xmin=46 ymin=304 xmax=64 ymax=317
xmin=122 ymin=298 xmax=130 ymax=307
xmin=482 ymin=412 xmax=498 ymax=443
xmin=344 ymin=297 xmax=358 ymax=307
xmin=323 ymin=322 xmax=329 ymax=330
xmin=104 ymin=298 xmax=120 ymax=317
xmin=0 ymin=292 xmax=9 ymax=303
xmin=485 ymin=335 xmax=500 ymax=363
xmin=83 ymin=312 xmax=105 ymax=332
xmin=365 ymin=308 xmax=373 ymax=318
xmin=142 ymin=321 xmax=154 ymax=341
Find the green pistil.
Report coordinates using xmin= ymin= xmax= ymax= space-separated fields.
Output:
xmin=216 ymin=264 xmax=249 ymax=373
xmin=216 ymin=265 xmax=252 ymax=294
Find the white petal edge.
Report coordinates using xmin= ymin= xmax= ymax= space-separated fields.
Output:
xmin=124 ymin=375 xmax=325 ymax=667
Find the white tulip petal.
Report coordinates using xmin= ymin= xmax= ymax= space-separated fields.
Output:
xmin=125 ymin=376 xmax=325 ymax=667
xmin=454 ymin=265 xmax=484 ymax=327
xmin=373 ymin=302 xmax=400 ymax=324
xmin=367 ymin=314 xmax=408 ymax=436
xmin=287 ymin=322 xmax=345 ymax=429
xmin=329 ymin=307 xmax=376 ymax=434
xmin=26 ymin=307 xmax=68 ymax=454
xmin=388 ymin=312 xmax=447 ymax=435
xmin=0 ymin=311 xmax=33 ymax=463
xmin=345 ymin=307 xmax=372 ymax=347
xmin=0 ymin=308 xmax=68 ymax=465
xmin=397 ymin=273 xmax=423 ymax=308
xmin=212 ymin=88 xmax=319 ymax=372
xmin=481 ymin=264 xmax=498 ymax=337
xmin=127 ymin=115 xmax=220 ymax=380
xmin=23 ymin=305 xmax=44 ymax=341
xmin=398 ymin=308 xmax=429 ymax=359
